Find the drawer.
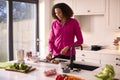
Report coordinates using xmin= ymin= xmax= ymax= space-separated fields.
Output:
xmin=101 ymin=54 xmax=120 ymax=62
xmin=101 ymin=60 xmax=120 ymax=68
xmin=76 ymin=52 xmax=101 ymax=60
xmin=76 ymin=57 xmax=101 ymax=64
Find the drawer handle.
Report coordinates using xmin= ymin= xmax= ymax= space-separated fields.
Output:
xmin=87 ymin=10 xmax=90 ymax=12
xmin=81 ymin=59 xmax=85 ymax=61
xmin=118 ymin=26 xmax=120 ymax=29
xmin=116 ymin=63 xmax=120 ymax=66
xmin=116 ymin=58 xmax=118 ymax=60
xmin=116 ymin=58 xmax=120 ymax=60
xmin=82 ymin=54 xmax=85 ymax=56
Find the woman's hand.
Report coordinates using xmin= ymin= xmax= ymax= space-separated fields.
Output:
xmin=60 ymin=46 xmax=69 ymax=55
xmin=46 ymin=53 xmax=52 ymax=61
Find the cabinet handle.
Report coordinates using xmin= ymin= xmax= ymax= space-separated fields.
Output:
xmin=81 ymin=59 xmax=85 ymax=62
xmin=118 ymin=26 xmax=120 ymax=29
xmin=87 ymin=10 xmax=90 ymax=12
xmin=82 ymin=54 xmax=85 ymax=56
xmin=116 ymin=58 xmax=118 ymax=60
xmin=116 ymin=63 xmax=120 ymax=66
xmin=116 ymin=58 xmax=120 ymax=60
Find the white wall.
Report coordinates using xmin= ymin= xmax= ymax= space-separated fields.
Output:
xmin=39 ymin=0 xmax=120 ymax=55
xmin=75 ymin=15 xmax=114 ymax=48
xmin=39 ymin=0 xmax=52 ymax=58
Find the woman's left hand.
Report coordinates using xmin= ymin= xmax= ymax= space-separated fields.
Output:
xmin=60 ymin=46 xmax=69 ymax=55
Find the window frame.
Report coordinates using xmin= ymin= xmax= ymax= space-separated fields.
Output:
xmin=7 ymin=0 xmax=39 ymax=60
xmin=11 ymin=0 xmax=38 ymax=3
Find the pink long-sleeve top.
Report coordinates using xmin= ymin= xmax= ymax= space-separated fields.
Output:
xmin=48 ymin=18 xmax=83 ymax=56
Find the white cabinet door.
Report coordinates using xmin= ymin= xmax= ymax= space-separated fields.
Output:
xmin=101 ymin=54 xmax=120 ymax=68
xmin=53 ymin=0 xmax=73 ymax=10
xmin=101 ymin=56 xmax=120 ymax=76
xmin=76 ymin=50 xmax=101 ymax=64
xmin=76 ymin=58 xmax=101 ymax=64
xmin=109 ymin=0 xmax=120 ymax=31
xmin=73 ymin=0 xmax=105 ymax=15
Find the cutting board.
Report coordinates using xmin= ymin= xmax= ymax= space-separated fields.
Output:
xmin=40 ymin=58 xmax=67 ymax=64
xmin=5 ymin=66 xmax=36 ymax=73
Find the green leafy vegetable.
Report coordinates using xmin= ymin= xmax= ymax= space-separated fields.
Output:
xmin=9 ymin=62 xmax=28 ymax=70
xmin=0 ymin=62 xmax=13 ymax=69
xmin=95 ymin=64 xmax=115 ymax=80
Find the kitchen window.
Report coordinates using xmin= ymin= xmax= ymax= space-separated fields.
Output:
xmin=0 ymin=0 xmax=8 ymax=62
xmin=0 ymin=0 xmax=39 ymax=61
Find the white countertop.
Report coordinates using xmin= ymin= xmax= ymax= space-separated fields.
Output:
xmin=0 ymin=61 xmax=120 ymax=80
xmin=76 ymin=48 xmax=120 ymax=55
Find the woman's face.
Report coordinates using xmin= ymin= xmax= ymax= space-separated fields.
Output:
xmin=55 ymin=8 xmax=63 ymax=20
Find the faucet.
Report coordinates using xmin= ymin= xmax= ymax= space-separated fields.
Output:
xmin=62 ymin=45 xmax=83 ymax=73
xmin=69 ymin=44 xmax=83 ymax=70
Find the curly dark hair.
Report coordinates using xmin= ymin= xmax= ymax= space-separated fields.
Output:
xmin=52 ymin=3 xmax=73 ymax=19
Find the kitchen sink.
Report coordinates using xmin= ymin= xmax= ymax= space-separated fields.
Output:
xmin=67 ymin=45 xmax=99 ymax=71
xmin=61 ymin=62 xmax=99 ymax=73
xmin=70 ymin=63 xmax=99 ymax=71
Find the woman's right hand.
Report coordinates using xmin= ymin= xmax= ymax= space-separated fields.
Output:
xmin=46 ymin=53 xmax=52 ymax=61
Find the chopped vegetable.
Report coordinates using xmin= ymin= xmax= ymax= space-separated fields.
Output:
xmin=56 ymin=74 xmax=84 ymax=80
xmin=9 ymin=62 xmax=28 ymax=70
xmin=0 ymin=62 xmax=13 ymax=69
xmin=65 ymin=75 xmax=84 ymax=80
xmin=55 ymin=74 xmax=65 ymax=80
xmin=44 ymin=69 xmax=57 ymax=76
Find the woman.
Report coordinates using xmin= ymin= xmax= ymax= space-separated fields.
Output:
xmin=46 ymin=3 xmax=83 ymax=61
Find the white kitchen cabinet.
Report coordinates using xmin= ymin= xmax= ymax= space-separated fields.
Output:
xmin=53 ymin=0 xmax=73 ymax=10
xmin=76 ymin=49 xmax=120 ymax=68
xmin=101 ymin=53 xmax=120 ymax=75
xmin=53 ymin=0 xmax=105 ymax=15
xmin=76 ymin=49 xmax=120 ymax=76
xmin=76 ymin=50 xmax=101 ymax=64
xmin=108 ymin=0 xmax=120 ymax=31
xmin=73 ymin=0 xmax=106 ymax=15
xmin=101 ymin=53 xmax=120 ymax=68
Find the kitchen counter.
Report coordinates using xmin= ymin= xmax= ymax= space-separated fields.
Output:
xmin=77 ymin=48 xmax=120 ymax=55
xmin=0 ymin=61 xmax=120 ymax=80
